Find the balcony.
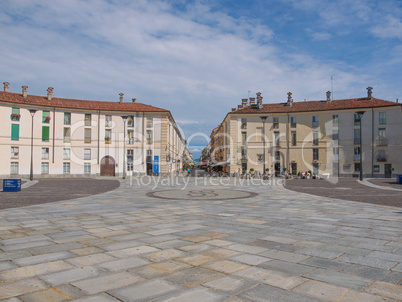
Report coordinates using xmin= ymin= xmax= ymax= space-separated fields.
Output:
xmin=375 ymin=137 xmax=388 ymax=146
xmin=241 ymin=123 xmax=247 ymax=129
xmin=147 ymin=139 xmax=152 ymax=145
xmin=376 ymin=155 xmax=388 ymax=162
xmin=354 ymin=154 xmax=361 ymax=161
xmin=127 ymin=138 xmax=134 ymax=144
xmin=105 ymin=121 xmax=112 ymax=127
xmin=105 ymin=137 xmax=111 ymax=144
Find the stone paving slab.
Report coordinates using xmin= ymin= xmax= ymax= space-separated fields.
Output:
xmin=0 ymin=177 xmax=401 ymax=301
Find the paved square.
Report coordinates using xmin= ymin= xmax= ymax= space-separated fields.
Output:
xmin=0 ymin=177 xmax=401 ymax=301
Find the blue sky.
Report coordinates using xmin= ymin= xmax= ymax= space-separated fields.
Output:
xmin=1 ymin=0 xmax=401 ymax=160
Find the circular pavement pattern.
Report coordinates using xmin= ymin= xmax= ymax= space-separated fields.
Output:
xmin=147 ymin=189 xmax=258 ymax=200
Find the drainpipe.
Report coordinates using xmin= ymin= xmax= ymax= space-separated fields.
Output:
xmin=371 ymin=105 xmax=374 ymax=177
xmin=52 ymin=107 xmax=56 ymax=163
xmin=98 ymin=110 xmax=100 ymax=165
xmin=286 ymin=113 xmax=290 ymax=172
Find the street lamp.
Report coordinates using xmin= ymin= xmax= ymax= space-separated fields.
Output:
xmin=29 ymin=109 xmax=37 ymax=181
xmin=260 ymin=116 xmax=268 ymax=176
xmin=355 ymin=111 xmax=365 ymax=181
xmin=121 ymin=116 xmax=128 ymax=179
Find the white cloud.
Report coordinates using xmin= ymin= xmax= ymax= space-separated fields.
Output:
xmin=371 ymin=16 xmax=402 ymax=39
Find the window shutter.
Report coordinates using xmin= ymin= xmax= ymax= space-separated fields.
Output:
xmin=11 ymin=124 xmax=19 ymax=140
xmin=42 ymin=126 xmax=50 ymax=141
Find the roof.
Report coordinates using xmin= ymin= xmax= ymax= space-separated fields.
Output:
xmin=0 ymin=91 xmax=169 ymax=113
xmin=231 ymin=97 xmax=401 ymax=115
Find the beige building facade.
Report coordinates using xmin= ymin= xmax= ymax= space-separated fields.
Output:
xmin=1 ymin=83 xmax=191 ymax=178
xmin=212 ymin=88 xmax=402 ymax=178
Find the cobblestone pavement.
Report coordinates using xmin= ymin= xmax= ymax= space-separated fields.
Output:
xmin=0 ymin=176 xmax=401 ymax=301
xmin=284 ymin=177 xmax=402 ymax=208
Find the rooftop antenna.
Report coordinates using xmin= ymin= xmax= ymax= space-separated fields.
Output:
xmin=248 ymin=90 xmax=251 ymax=98
xmin=331 ymin=75 xmax=334 ymax=100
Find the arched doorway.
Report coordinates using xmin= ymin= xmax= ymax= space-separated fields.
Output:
xmin=100 ymin=156 xmax=115 ymax=176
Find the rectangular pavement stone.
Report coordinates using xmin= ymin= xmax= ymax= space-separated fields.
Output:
xmin=40 ymin=266 xmax=103 ymax=286
xmin=337 ymin=254 xmax=397 ymax=270
xmin=164 ymin=267 xmax=226 ymax=288
xmin=259 ymin=249 xmax=311 ymax=263
xmin=13 ymin=251 xmax=74 ymax=266
xmin=259 ymin=260 xmax=315 ymax=276
xmin=99 ymin=256 xmax=150 ymax=272
xmin=364 ymin=280 xmax=402 ymax=300
xmin=71 ymin=272 xmax=144 ymax=295
xmin=108 ymin=279 xmax=181 ymax=302
xmin=303 ymin=268 xmax=372 ymax=290
xmin=0 ymin=278 xmax=48 ymax=300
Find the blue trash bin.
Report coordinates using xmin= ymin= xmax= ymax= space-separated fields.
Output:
xmin=397 ymin=175 xmax=402 ymax=184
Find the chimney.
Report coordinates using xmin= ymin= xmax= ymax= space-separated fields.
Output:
xmin=286 ymin=92 xmax=293 ymax=107
xmin=367 ymin=86 xmax=373 ymax=99
xmin=132 ymin=98 xmax=136 ymax=103
xmin=3 ymin=82 xmax=9 ymax=92
xmin=249 ymin=97 xmax=256 ymax=105
xmin=231 ymin=107 xmax=236 ymax=111
xmin=241 ymin=98 xmax=248 ymax=107
xmin=119 ymin=93 xmax=124 ymax=103
xmin=326 ymin=91 xmax=331 ymax=102
xmin=47 ymin=87 xmax=54 ymax=101
xmin=256 ymin=92 xmax=263 ymax=109
xmin=238 ymin=104 xmax=243 ymax=109
xmin=22 ymin=85 xmax=28 ymax=98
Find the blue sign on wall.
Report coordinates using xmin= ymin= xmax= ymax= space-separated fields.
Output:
xmin=154 ymin=156 xmax=159 ymax=174
xmin=3 ymin=179 xmax=21 ymax=192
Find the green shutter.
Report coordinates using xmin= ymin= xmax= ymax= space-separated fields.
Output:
xmin=12 ymin=108 xmax=20 ymax=114
xmin=11 ymin=124 xmax=19 ymax=140
xmin=42 ymin=126 xmax=50 ymax=141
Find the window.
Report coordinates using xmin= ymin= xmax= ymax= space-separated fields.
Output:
xmin=146 ymin=149 xmax=152 ymax=156
xmin=333 ymin=131 xmax=339 ymax=143
xmin=241 ymin=148 xmax=247 ymax=159
xmin=63 ymin=162 xmax=70 ymax=174
xmin=274 ymin=131 xmax=280 ymax=146
xmin=354 ymin=146 xmax=360 ymax=161
xmin=313 ymin=131 xmax=319 ymax=146
xmin=377 ymin=128 xmax=387 ymax=145
xmin=127 ymin=129 xmax=134 ymax=144
xmin=354 ymin=163 xmax=361 ymax=172
xmin=84 ymin=163 xmax=91 ymax=174
xmin=84 ymin=128 xmax=91 ymax=143
xmin=354 ymin=113 xmax=362 ymax=125
xmin=105 ymin=129 xmax=111 ymax=144
xmin=291 ymin=131 xmax=296 ymax=146
xmin=10 ymin=162 xmax=18 ymax=174
xmin=11 ymin=146 xmax=19 ymax=159
xmin=274 ymin=151 xmax=280 ymax=161
xmin=127 ymin=149 xmax=134 ymax=171
xmin=333 ymin=147 xmax=339 ymax=162
xmin=63 ymin=148 xmax=70 ymax=160
xmin=379 ymin=112 xmax=386 ymax=125
xmin=11 ymin=108 xmax=20 ymax=121
xmin=42 ymin=126 xmax=50 ymax=142
xmin=242 ymin=132 xmax=247 ymax=146
xmin=11 ymin=124 xmax=19 ymax=140
xmin=64 ymin=112 xmax=71 ymax=125
xmin=105 ymin=115 xmax=112 ymax=127
xmin=354 ymin=129 xmax=360 ymax=144
xmin=313 ymin=148 xmax=319 ymax=161
xmin=273 ymin=117 xmax=279 ymax=129
xmin=332 ymin=114 xmax=339 ymax=125
xmin=42 ymin=110 xmax=50 ymax=123
xmin=84 ymin=149 xmax=91 ymax=160
xmin=41 ymin=162 xmax=49 ymax=174
xmin=378 ymin=128 xmax=386 ymax=138
xmin=290 ymin=117 xmax=296 ymax=128
xmin=63 ymin=127 xmax=71 ymax=143
xmin=257 ymin=154 xmax=263 ymax=164
xmin=85 ymin=114 xmax=91 ymax=126
xmin=377 ymin=150 xmax=387 ymax=162
xmin=241 ymin=118 xmax=247 ymax=129
xmin=42 ymin=147 xmax=49 ymax=159
xmin=312 ymin=116 xmax=319 ymax=127
xmin=146 ymin=130 xmax=153 ymax=144
xmin=146 ymin=116 xmax=153 ymax=128
xmin=127 ymin=115 xmax=134 ymax=127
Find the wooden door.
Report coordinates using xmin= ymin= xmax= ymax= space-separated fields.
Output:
xmin=101 ymin=156 xmax=115 ymax=176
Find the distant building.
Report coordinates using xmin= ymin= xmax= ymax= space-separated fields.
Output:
xmin=0 ymin=82 xmax=191 ymax=177
xmin=211 ymin=88 xmax=402 ymax=177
